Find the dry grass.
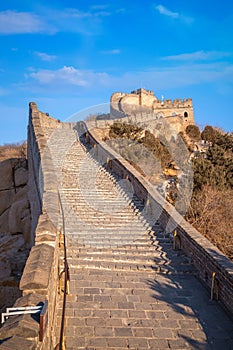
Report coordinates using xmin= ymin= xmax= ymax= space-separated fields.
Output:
xmin=186 ymin=185 xmax=233 ymax=260
xmin=0 ymin=142 xmax=27 ymax=161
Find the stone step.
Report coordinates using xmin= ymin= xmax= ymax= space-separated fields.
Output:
xmin=66 ymin=241 xmax=154 ymax=250
xmin=67 ymin=244 xmax=161 ymax=254
xmin=66 ymin=233 xmax=154 ymax=241
xmin=69 ymin=260 xmax=195 ymax=275
xmin=68 ymin=245 xmax=193 ymax=265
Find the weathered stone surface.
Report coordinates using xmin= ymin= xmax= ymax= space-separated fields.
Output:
xmin=20 ymin=244 xmax=54 ymax=291
xmin=0 ymin=159 xmax=14 ymax=190
xmin=0 ymin=207 xmax=10 ymax=233
xmin=14 ymin=166 xmax=28 ymax=187
xmin=14 ymin=292 xmax=45 ymax=308
xmin=9 ymin=199 xmax=31 ymax=236
xmin=0 ymin=189 xmax=15 ymax=216
xmin=35 ymin=233 xmax=56 ymax=244
xmin=0 ymin=158 xmax=30 ymax=240
xmin=0 ymin=256 xmax=11 ymax=279
xmin=0 ymin=335 xmax=36 ymax=350
xmin=14 ymin=186 xmax=28 ymax=201
xmin=36 ymin=211 xmax=57 ymax=235
xmin=43 ymin=171 xmax=58 ymax=191
xmin=42 ymin=191 xmax=59 ymax=228
xmin=14 ymin=186 xmax=28 ymax=202
xmin=0 ymin=314 xmax=39 ymax=339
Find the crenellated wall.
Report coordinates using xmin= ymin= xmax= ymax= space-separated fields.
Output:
xmin=110 ymin=88 xmax=194 ymax=132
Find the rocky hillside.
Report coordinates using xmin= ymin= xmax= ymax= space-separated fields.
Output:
xmin=0 ymin=143 xmax=30 ymax=313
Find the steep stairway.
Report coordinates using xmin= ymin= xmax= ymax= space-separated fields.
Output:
xmin=51 ymin=126 xmax=233 ymax=350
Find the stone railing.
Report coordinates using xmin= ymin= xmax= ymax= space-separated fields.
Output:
xmin=80 ymin=121 xmax=233 ymax=317
xmin=0 ymin=104 xmax=62 ymax=349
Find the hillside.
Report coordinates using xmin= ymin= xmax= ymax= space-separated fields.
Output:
xmin=0 ymin=142 xmax=27 ymax=162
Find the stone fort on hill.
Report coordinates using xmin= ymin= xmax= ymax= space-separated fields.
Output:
xmin=110 ymin=88 xmax=194 ymax=133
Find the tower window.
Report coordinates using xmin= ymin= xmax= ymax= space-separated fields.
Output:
xmin=184 ymin=112 xmax=188 ymax=118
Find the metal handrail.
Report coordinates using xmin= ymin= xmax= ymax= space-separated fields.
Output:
xmin=57 ymin=190 xmax=70 ymax=350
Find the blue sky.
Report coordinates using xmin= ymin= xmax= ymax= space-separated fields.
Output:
xmin=1 ymin=0 xmax=233 ymax=143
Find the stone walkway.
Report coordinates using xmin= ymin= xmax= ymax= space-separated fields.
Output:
xmin=51 ymin=127 xmax=233 ymax=350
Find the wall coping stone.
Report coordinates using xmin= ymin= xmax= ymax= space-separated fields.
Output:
xmin=0 ymin=314 xmax=40 ymax=339
xmin=0 ymin=335 xmax=36 ymax=350
xmin=19 ymin=243 xmax=54 ymax=291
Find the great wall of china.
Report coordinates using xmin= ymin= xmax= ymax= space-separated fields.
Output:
xmin=0 ymin=102 xmax=233 ymax=349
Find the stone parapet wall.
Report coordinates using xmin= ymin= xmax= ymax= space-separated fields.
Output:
xmin=0 ymin=104 xmax=62 ymax=349
xmin=82 ymin=121 xmax=233 ymax=317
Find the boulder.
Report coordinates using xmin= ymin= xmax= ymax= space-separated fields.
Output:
xmin=9 ymin=199 xmax=31 ymax=235
xmin=0 ymin=207 xmax=10 ymax=233
xmin=0 ymin=189 xmax=15 ymax=216
xmin=15 ymin=186 xmax=28 ymax=201
xmin=0 ymin=257 xmax=11 ymax=279
xmin=14 ymin=167 xmax=28 ymax=187
xmin=0 ymin=159 xmax=14 ymax=190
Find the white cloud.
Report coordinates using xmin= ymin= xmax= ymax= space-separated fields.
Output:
xmin=29 ymin=66 xmax=109 ymax=87
xmin=101 ymin=49 xmax=121 ymax=55
xmin=60 ymin=8 xmax=110 ymax=19
xmin=155 ymin=5 xmax=179 ymax=18
xmin=154 ymin=4 xmax=193 ymax=24
xmin=26 ymin=62 xmax=233 ymax=94
xmin=163 ymin=51 xmax=232 ymax=62
xmin=34 ymin=51 xmax=57 ymax=61
xmin=0 ymin=10 xmax=54 ymax=34
xmin=0 ymin=7 xmax=112 ymax=36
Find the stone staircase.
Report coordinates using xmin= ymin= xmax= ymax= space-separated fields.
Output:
xmin=50 ymin=127 xmax=233 ymax=350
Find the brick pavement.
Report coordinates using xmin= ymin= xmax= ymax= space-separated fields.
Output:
xmin=51 ymin=128 xmax=233 ymax=350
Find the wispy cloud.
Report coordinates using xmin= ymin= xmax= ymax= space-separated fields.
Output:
xmin=101 ymin=49 xmax=121 ymax=55
xmin=0 ymin=7 xmax=112 ymax=36
xmin=154 ymin=4 xmax=193 ymax=24
xmin=163 ymin=51 xmax=232 ymax=62
xmin=115 ymin=62 xmax=233 ymax=90
xmin=0 ymin=10 xmax=54 ymax=34
xmin=25 ymin=61 xmax=233 ymax=94
xmin=34 ymin=51 xmax=57 ymax=61
xmin=29 ymin=66 xmax=109 ymax=87
xmin=90 ymin=4 xmax=109 ymax=11
xmin=155 ymin=5 xmax=179 ymax=18
xmin=60 ymin=8 xmax=111 ymax=18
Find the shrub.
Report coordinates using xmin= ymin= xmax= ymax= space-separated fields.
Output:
xmin=185 ymin=124 xmax=201 ymax=140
